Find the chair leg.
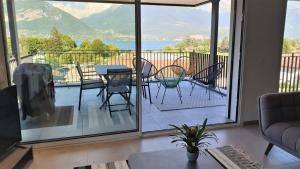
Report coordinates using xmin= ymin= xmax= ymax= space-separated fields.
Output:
xmin=156 ymin=83 xmax=161 ymax=98
xmin=147 ymin=81 xmax=152 ymax=104
xmin=104 ymin=91 xmax=109 ymax=110
xmin=161 ymin=88 xmax=167 ymax=104
xmin=217 ymin=87 xmax=224 ymax=98
xmin=127 ymin=93 xmax=132 ymax=115
xmin=265 ymin=143 xmax=274 ymax=156
xmin=97 ymin=88 xmax=104 ymax=97
xmin=208 ymin=86 xmax=211 ymax=100
xmin=97 ymin=88 xmax=103 ymax=97
xmin=78 ymin=87 xmax=83 ymax=110
xmin=144 ymin=86 xmax=148 ymax=98
xmin=176 ymin=86 xmax=183 ymax=104
xmin=190 ymin=83 xmax=196 ymax=96
xmin=143 ymin=86 xmax=147 ymax=98
xmin=107 ymin=94 xmax=112 ymax=117
xmin=190 ymin=79 xmax=193 ymax=87
xmin=101 ymin=88 xmax=105 ymax=102
xmin=178 ymin=85 xmax=183 ymax=98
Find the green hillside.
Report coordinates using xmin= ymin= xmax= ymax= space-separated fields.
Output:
xmin=81 ymin=5 xmax=135 ymax=36
xmin=10 ymin=0 xmax=96 ymax=39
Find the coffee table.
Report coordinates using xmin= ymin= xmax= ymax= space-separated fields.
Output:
xmin=128 ymin=149 xmax=224 ymax=169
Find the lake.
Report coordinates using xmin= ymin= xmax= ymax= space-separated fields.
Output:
xmin=76 ymin=40 xmax=178 ymax=50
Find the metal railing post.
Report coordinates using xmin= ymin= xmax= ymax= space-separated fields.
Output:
xmin=209 ymin=0 xmax=220 ymax=88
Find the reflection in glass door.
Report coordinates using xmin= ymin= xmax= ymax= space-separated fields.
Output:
xmin=4 ymin=0 xmax=140 ymax=142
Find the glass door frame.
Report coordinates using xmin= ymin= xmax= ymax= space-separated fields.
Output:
xmin=3 ymin=0 xmax=144 ymax=143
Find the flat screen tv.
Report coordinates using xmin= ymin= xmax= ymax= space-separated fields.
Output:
xmin=0 ymin=85 xmax=22 ymax=160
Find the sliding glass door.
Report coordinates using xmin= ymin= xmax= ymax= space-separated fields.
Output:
xmin=140 ymin=0 xmax=236 ymax=132
xmin=4 ymin=0 xmax=141 ymax=142
xmin=2 ymin=0 xmax=240 ymax=142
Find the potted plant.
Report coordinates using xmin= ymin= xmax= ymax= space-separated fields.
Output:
xmin=170 ymin=118 xmax=218 ymax=162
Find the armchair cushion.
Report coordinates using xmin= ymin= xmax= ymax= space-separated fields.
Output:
xmin=265 ymin=121 xmax=300 ymax=145
xmin=259 ymin=92 xmax=300 ymax=158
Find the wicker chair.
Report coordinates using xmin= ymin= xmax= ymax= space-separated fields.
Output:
xmin=173 ymin=56 xmax=195 ymax=77
xmin=156 ymin=65 xmax=186 ymax=104
xmin=190 ymin=62 xmax=225 ymax=100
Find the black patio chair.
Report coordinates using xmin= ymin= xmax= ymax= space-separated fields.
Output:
xmin=106 ymin=68 xmax=133 ymax=117
xmin=76 ymin=62 xmax=105 ymax=110
xmin=173 ymin=56 xmax=195 ymax=77
xmin=190 ymin=62 xmax=225 ymax=100
xmin=132 ymin=58 xmax=158 ymax=104
xmin=156 ymin=65 xmax=186 ymax=104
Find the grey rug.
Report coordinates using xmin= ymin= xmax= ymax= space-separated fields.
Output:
xmin=21 ymin=106 xmax=74 ymax=130
xmin=207 ymin=145 xmax=265 ymax=169
xmin=74 ymin=160 xmax=129 ymax=169
xmin=152 ymin=82 xmax=226 ymax=111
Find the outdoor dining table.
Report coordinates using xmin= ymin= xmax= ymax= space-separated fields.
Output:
xmin=94 ymin=64 xmax=132 ymax=109
xmin=94 ymin=64 xmax=129 ymax=76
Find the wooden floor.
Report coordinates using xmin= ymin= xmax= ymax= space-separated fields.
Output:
xmin=28 ymin=125 xmax=300 ymax=169
xmin=21 ymin=82 xmax=230 ymax=142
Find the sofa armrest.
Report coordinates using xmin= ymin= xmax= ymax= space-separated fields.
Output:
xmin=258 ymin=92 xmax=300 ymax=133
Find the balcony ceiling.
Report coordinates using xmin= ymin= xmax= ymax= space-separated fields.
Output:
xmin=141 ymin=0 xmax=210 ymax=6
xmin=67 ymin=0 xmax=211 ymax=7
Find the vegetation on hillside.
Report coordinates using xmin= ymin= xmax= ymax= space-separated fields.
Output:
xmin=163 ymin=37 xmax=300 ymax=55
xmin=7 ymin=27 xmax=119 ymax=57
xmin=162 ymin=37 xmax=229 ymax=55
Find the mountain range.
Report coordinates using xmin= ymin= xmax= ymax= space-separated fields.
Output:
xmin=5 ymin=0 xmax=300 ymax=41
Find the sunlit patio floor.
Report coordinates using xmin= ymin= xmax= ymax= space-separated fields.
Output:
xmin=20 ymin=81 xmax=232 ymax=142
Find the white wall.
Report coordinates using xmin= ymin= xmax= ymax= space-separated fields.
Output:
xmin=238 ymin=0 xmax=287 ymax=122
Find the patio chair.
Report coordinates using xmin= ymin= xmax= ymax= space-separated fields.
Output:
xmin=76 ymin=62 xmax=105 ymax=110
xmin=106 ymin=68 xmax=133 ymax=117
xmin=156 ymin=65 xmax=186 ymax=104
xmin=173 ymin=56 xmax=195 ymax=77
xmin=190 ymin=62 xmax=225 ymax=100
xmin=132 ymin=58 xmax=158 ymax=104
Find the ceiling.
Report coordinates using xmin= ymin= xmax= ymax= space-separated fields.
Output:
xmin=142 ymin=0 xmax=210 ymax=6
xmin=60 ymin=0 xmax=211 ymax=7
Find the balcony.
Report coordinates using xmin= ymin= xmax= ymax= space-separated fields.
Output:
xmin=9 ymin=50 xmax=231 ymax=142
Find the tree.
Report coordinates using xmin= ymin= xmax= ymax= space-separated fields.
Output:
xmin=46 ymin=27 xmax=77 ymax=52
xmin=107 ymin=44 xmax=119 ymax=51
xmin=20 ymin=37 xmax=48 ymax=55
xmin=282 ymin=38 xmax=294 ymax=54
xmin=218 ymin=37 xmax=229 ymax=53
xmin=80 ymin=39 xmax=92 ymax=50
xmin=174 ymin=38 xmax=211 ymax=53
xmin=91 ymin=39 xmax=106 ymax=52
xmin=162 ymin=45 xmax=175 ymax=52
xmin=47 ymin=27 xmax=64 ymax=52
xmin=61 ymin=34 xmax=77 ymax=51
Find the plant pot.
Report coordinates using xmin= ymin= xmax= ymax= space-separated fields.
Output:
xmin=186 ymin=151 xmax=199 ymax=162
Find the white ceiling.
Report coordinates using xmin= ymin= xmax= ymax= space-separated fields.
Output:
xmin=67 ymin=0 xmax=211 ymax=6
xmin=141 ymin=0 xmax=210 ymax=6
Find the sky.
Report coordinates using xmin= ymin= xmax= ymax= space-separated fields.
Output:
xmin=49 ymin=0 xmax=232 ymax=19
xmin=50 ymin=2 xmax=114 ymax=18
